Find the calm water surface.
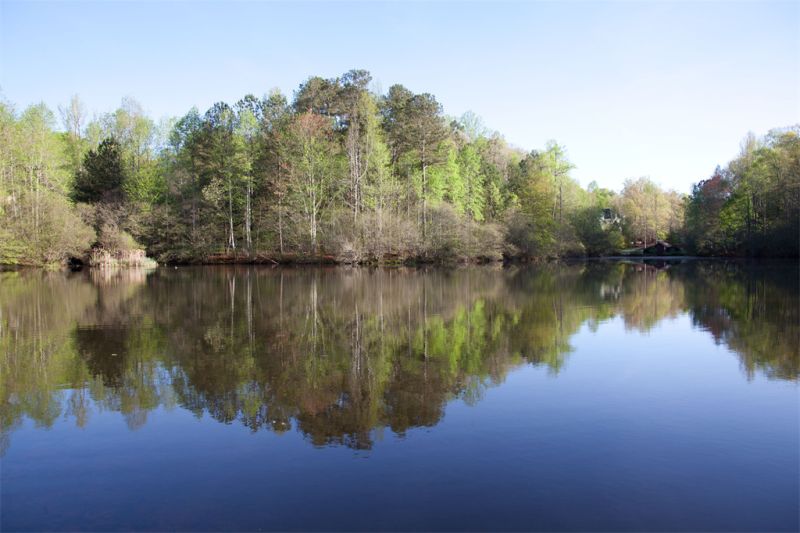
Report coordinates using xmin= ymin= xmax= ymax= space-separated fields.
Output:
xmin=1 ymin=261 xmax=798 ymax=531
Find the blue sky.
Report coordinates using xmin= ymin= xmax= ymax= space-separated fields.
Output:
xmin=1 ymin=1 xmax=797 ymax=192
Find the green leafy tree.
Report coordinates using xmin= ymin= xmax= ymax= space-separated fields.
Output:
xmin=0 ymin=101 xmax=95 ymax=265
xmin=506 ymin=149 xmax=558 ymax=256
xmin=59 ymin=94 xmax=89 ymax=180
xmin=73 ymin=137 xmax=125 ymax=204
xmin=196 ymin=102 xmax=251 ymax=253
xmin=384 ymin=91 xmax=447 ymax=242
xmin=281 ymin=112 xmax=343 ymax=254
xmin=459 ymin=143 xmax=485 ymax=221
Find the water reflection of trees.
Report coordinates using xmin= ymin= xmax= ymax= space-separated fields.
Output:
xmin=1 ymin=261 xmax=797 ymax=453
xmin=677 ymin=261 xmax=799 ymax=380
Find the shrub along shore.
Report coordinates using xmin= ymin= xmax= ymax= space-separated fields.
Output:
xmin=1 ymin=69 xmax=797 ymax=268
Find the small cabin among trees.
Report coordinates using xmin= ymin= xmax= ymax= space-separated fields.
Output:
xmin=644 ymin=240 xmax=682 ymax=255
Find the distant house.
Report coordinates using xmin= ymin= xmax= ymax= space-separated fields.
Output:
xmin=599 ymin=208 xmax=621 ymax=228
xmin=644 ymin=240 xmax=682 ymax=255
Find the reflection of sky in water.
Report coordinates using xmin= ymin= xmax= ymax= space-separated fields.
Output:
xmin=1 ymin=263 xmax=798 ymax=531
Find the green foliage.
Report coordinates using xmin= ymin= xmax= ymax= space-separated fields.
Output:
xmin=685 ymin=128 xmax=799 ymax=256
xmin=504 ymin=207 xmax=555 ymax=257
xmin=572 ymin=207 xmax=625 ymax=256
xmin=280 ymin=111 xmax=345 ymax=253
xmin=1 ymin=74 xmax=796 ymax=265
xmin=73 ymin=137 xmax=125 ymax=203
xmin=504 ymin=146 xmax=574 ymax=257
xmin=458 ymin=144 xmax=485 ymax=221
xmin=423 ymin=142 xmax=456 ymax=207
xmin=124 ymin=159 xmax=165 ymax=206
xmin=0 ymin=100 xmax=96 ymax=265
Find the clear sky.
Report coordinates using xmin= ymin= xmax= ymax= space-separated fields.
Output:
xmin=1 ymin=1 xmax=798 ymax=193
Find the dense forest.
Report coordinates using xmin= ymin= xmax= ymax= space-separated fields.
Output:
xmin=0 ymin=69 xmax=797 ymax=266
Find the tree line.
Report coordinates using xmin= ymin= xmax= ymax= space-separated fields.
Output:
xmin=684 ymin=130 xmax=799 ymax=256
xmin=0 ymin=69 xmax=797 ymax=265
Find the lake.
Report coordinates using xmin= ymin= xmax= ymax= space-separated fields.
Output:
xmin=1 ymin=260 xmax=798 ymax=531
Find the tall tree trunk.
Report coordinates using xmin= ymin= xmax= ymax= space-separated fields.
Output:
xmin=278 ymin=198 xmax=284 ymax=256
xmin=228 ymin=183 xmax=236 ymax=252
xmin=310 ymin=188 xmax=317 ymax=255
xmin=643 ymin=211 xmax=648 ymax=249
xmin=421 ymin=140 xmax=427 ymax=244
xmin=245 ymin=177 xmax=252 ymax=254
xmin=348 ymin=123 xmax=361 ymax=225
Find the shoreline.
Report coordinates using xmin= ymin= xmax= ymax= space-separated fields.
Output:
xmin=3 ymin=255 xmax=797 ymax=272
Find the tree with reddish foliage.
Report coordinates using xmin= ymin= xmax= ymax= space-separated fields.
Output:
xmin=685 ymin=167 xmax=733 ymax=254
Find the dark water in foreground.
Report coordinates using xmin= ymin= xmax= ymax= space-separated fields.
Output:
xmin=1 ymin=261 xmax=798 ymax=531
